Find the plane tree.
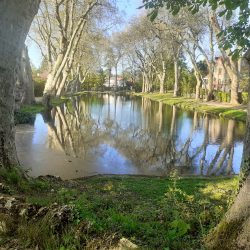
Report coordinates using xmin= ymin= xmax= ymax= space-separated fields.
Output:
xmin=0 ymin=0 xmax=40 ymax=169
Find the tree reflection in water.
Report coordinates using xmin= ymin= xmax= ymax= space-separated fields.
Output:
xmin=40 ymin=94 xmax=244 ymax=176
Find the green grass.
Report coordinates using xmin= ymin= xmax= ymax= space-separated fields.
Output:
xmin=51 ymin=96 xmax=69 ymax=106
xmin=14 ymin=98 xmax=68 ymax=125
xmin=20 ymin=104 xmax=45 ymax=114
xmin=20 ymin=175 xmax=238 ymax=249
xmin=14 ymin=104 xmax=45 ymax=125
xmin=135 ymin=92 xmax=247 ymax=122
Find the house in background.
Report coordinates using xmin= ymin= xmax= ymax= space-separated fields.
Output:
xmin=213 ymin=57 xmax=231 ymax=91
xmin=203 ymin=56 xmax=249 ymax=92
xmin=104 ymin=76 xmax=126 ymax=88
xmin=202 ymin=57 xmax=230 ymax=92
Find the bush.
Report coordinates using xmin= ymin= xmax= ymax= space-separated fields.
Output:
xmin=33 ymin=77 xmax=46 ymax=97
xmin=214 ymin=91 xmax=230 ymax=103
xmin=14 ymin=110 xmax=35 ymax=125
xmin=242 ymin=92 xmax=248 ymax=104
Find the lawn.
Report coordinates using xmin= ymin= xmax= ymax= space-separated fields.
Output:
xmin=135 ymin=92 xmax=247 ymax=122
xmin=11 ymin=174 xmax=238 ymax=249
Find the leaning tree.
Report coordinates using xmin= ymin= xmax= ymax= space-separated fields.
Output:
xmin=0 ymin=0 xmax=40 ymax=168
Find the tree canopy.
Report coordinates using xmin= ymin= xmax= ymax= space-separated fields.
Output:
xmin=141 ymin=0 xmax=250 ymax=57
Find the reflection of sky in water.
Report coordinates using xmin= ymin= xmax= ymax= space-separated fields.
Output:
xmin=16 ymin=94 xmax=246 ymax=178
xmin=32 ymin=114 xmax=48 ymax=144
xmin=233 ymin=143 xmax=244 ymax=173
xmin=97 ymin=144 xmax=138 ymax=174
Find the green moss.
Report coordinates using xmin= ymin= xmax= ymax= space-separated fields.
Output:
xmin=205 ymin=218 xmax=244 ymax=250
xmin=135 ymin=92 xmax=247 ymax=122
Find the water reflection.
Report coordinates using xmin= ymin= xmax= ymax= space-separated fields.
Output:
xmin=15 ymin=94 xmax=245 ymax=179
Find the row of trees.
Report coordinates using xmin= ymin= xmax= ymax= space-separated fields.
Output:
xmin=31 ymin=2 xmax=247 ymax=105
xmin=0 ymin=0 xmax=249 ymax=248
xmin=30 ymin=0 xmax=118 ymax=98
xmin=112 ymin=8 xmax=246 ymax=104
xmin=28 ymin=1 xmax=247 ymax=106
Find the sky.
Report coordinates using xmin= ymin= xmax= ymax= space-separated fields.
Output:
xmin=27 ymin=0 xmax=144 ymax=68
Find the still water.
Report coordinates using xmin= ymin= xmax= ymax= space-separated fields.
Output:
xmin=15 ymin=94 xmax=245 ymax=179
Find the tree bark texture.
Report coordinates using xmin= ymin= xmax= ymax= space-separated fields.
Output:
xmin=15 ymin=46 xmax=35 ymax=109
xmin=173 ymin=60 xmax=180 ymax=97
xmin=0 ymin=0 xmax=40 ymax=168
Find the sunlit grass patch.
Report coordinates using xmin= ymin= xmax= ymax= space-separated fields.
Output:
xmin=135 ymin=92 xmax=247 ymax=122
xmin=1 ymin=174 xmax=238 ymax=249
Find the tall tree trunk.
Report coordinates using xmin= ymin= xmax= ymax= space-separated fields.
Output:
xmin=206 ymin=66 xmax=214 ymax=101
xmin=115 ymin=64 xmax=118 ymax=91
xmin=0 ymin=0 xmax=40 ymax=168
xmin=230 ymin=72 xmax=240 ymax=105
xmin=108 ymin=68 xmax=111 ymax=88
xmin=173 ymin=60 xmax=180 ymax=97
xmin=159 ymin=77 xmax=165 ymax=94
xmin=194 ymin=70 xmax=202 ymax=100
xmin=158 ymin=60 xmax=166 ymax=94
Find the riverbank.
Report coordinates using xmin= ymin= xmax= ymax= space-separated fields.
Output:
xmin=14 ymin=97 xmax=67 ymax=125
xmin=135 ymin=92 xmax=247 ymax=122
xmin=0 ymin=169 xmax=238 ymax=249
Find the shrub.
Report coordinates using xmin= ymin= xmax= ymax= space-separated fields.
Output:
xmin=213 ymin=91 xmax=230 ymax=103
xmin=242 ymin=92 xmax=248 ymax=104
xmin=33 ymin=77 xmax=46 ymax=97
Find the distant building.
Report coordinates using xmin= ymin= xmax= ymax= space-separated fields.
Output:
xmin=104 ymin=76 xmax=126 ymax=88
xmin=214 ymin=57 xmax=231 ymax=91
xmin=202 ymin=57 xmax=230 ymax=92
xmin=202 ymin=56 xmax=249 ymax=92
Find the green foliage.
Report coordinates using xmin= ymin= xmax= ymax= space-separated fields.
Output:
xmin=0 ymin=168 xmax=50 ymax=195
xmin=136 ymin=92 xmax=247 ymax=121
xmin=167 ymin=219 xmax=190 ymax=240
xmin=242 ymin=92 xmax=248 ymax=104
xmin=20 ymin=176 xmax=238 ymax=249
xmin=180 ymin=69 xmax=196 ymax=96
xmin=197 ymin=60 xmax=209 ymax=77
xmin=14 ymin=110 xmax=35 ymax=125
xmin=214 ymin=91 xmax=230 ymax=103
xmin=82 ymin=72 xmax=106 ymax=91
xmin=142 ymin=0 xmax=250 ymax=56
xmin=33 ymin=77 xmax=46 ymax=97
xmin=14 ymin=104 xmax=44 ymax=125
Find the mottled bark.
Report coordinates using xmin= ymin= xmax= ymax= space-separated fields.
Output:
xmin=43 ymin=1 xmax=98 ymax=98
xmin=158 ymin=60 xmax=166 ymax=94
xmin=15 ymin=46 xmax=35 ymax=109
xmin=206 ymin=67 xmax=214 ymax=101
xmin=194 ymin=69 xmax=202 ymax=100
xmin=173 ymin=60 xmax=180 ymax=97
xmin=0 ymin=0 xmax=40 ymax=167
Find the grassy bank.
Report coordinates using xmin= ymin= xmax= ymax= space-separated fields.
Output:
xmin=0 ymin=170 xmax=238 ymax=249
xmin=14 ymin=104 xmax=45 ymax=124
xmin=135 ymin=92 xmax=247 ymax=122
xmin=14 ymin=97 xmax=69 ymax=125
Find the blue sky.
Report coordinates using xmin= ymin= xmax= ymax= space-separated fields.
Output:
xmin=27 ymin=0 xmax=144 ymax=68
